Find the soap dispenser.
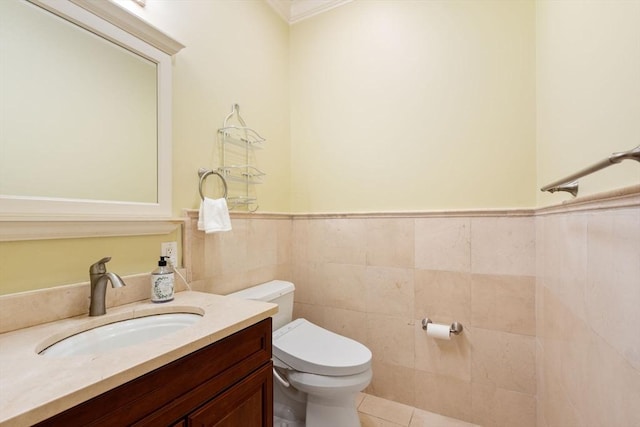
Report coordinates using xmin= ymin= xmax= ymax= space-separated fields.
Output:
xmin=151 ymin=256 xmax=174 ymax=302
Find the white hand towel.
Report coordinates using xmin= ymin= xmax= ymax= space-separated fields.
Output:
xmin=198 ymin=197 xmax=232 ymax=233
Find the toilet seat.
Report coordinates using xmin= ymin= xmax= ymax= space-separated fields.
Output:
xmin=288 ymin=369 xmax=373 ymax=396
xmin=273 ymin=318 xmax=372 ymax=376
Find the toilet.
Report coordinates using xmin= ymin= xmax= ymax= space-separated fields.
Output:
xmin=228 ymin=280 xmax=372 ymax=427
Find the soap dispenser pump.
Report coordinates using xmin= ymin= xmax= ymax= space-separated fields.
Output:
xmin=151 ymin=256 xmax=174 ymax=302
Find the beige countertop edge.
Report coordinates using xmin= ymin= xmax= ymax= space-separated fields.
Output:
xmin=0 ymin=291 xmax=277 ymax=427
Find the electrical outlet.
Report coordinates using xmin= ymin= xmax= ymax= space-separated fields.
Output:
xmin=161 ymin=241 xmax=178 ymax=267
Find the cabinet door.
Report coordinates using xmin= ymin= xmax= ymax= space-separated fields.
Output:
xmin=188 ymin=363 xmax=273 ymax=427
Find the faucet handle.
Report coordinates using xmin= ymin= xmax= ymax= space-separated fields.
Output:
xmin=89 ymin=257 xmax=112 ymax=274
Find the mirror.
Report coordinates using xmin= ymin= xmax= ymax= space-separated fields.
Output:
xmin=1 ymin=0 xmax=157 ymax=203
xmin=0 ymin=0 xmax=183 ymax=221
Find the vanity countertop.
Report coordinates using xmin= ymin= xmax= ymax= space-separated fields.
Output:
xmin=0 ymin=291 xmax=277 ymax=427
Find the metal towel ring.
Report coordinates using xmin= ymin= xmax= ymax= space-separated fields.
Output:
xmin=198 ymin=168 xmax=228 ymax=200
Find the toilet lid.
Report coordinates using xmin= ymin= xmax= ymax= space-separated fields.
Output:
xmin=273 ymin=318 xmax=372 ymax=376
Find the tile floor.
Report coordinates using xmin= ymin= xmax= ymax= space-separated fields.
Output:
xmin=357 ymin=393 xmax=480 ymax=427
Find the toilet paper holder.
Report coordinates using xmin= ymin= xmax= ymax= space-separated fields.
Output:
xmin=421 ymin=318 xmax=464 ymax=335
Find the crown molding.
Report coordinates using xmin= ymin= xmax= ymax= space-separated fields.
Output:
xmin=265 ymin=0 xmax=352 ymax=25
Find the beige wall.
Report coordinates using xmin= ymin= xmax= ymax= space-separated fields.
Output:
xmin=183 ymin=212 xmax=292 ymax=296
xmin=181 ymin=197 xmax=639 ymax=426
xmin=5 ymin=0 xmax=638 ymax=295
xmin=115 ymin=0 xmax=291 ymax=214
xmin=0 ymin=231 xmax=179 ymax=295
xmin=291 ymin=213 xmax=537 ymax=425
xmin=536 ymin=0 xmax=640 ymax=206
xmin=290 ymin=0 xmax=536 ymax=212
xmin=536 ymin=203 xmax=640 ymax=427
xmin=535 ymin=0 xmax=640 ymax=425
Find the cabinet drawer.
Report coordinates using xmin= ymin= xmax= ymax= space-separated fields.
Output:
xmin=188 ymin=362 xmax=273 ymax=427
xmin=35 ymin=318 xmax=272 ymax=427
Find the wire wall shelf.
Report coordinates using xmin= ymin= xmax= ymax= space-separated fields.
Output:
xmin=216 ymin=104 xmax=265 ymax=212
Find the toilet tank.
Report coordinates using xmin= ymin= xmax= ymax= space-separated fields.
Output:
xmin=227 ymin=280 xmax=295 ymax=331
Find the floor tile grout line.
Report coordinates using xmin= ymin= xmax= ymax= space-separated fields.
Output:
xmin=358 ymin=392 xmax=481 ymax=427
xmin=406 ymin=408 xmax=416 ymax=427
xmin=405 ymin=408 xmax=415 ymax=427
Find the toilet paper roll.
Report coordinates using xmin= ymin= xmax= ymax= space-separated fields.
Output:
xmin=426 ymin=323 xmax=451 ymax=340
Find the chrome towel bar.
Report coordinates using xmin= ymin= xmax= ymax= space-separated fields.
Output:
xmin=541 ymin=145 xmax=640 ymax=197
xmin=198 ymin=168 xmax=228 ymax=200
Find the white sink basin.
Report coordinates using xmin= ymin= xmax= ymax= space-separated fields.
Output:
xmin=39 ymin=313 xmax=202 ymax=357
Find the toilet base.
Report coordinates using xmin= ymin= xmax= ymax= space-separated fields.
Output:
xmin=277 ymin=365 xmax=372 ymax=427
xmin=274 ymin=414 xmax=305 ymax=427
xmin=305 ymin=392 xmax=360 ymax=427
xmin=274 ymin=373 xmax=306 ymax=425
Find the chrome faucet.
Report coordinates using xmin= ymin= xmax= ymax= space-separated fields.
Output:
xmin=89 ymin=257 xmax=126 ymax=316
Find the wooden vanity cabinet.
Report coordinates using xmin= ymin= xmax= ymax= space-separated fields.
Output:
xmin=35 ymin=318 xmax=273 ymax=427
